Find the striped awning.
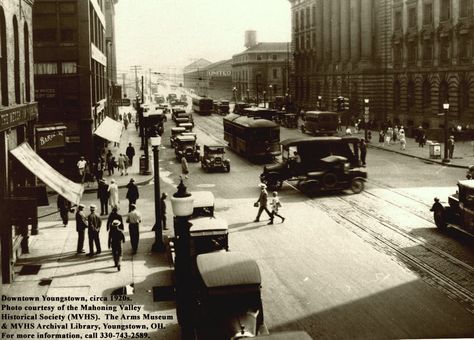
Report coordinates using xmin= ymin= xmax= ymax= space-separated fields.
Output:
xmin=10 ymin=142 xmax=84 ymax=205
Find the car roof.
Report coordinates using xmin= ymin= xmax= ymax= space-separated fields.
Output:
xmin=190 ymin=217 xmax=228 ymax=235
xmin=171 ymin=127 xmax=186 ymax=132
xmin=305 ymin=110 xmax=339 ymax=115
xmin=176 ymin=135 xmax=196 ymax=142
xmin=191 ymin=191 xmax=215 ymax=208
xmin=281 ymin=136 xmax=360 ymax=147
xmin=458 ymin=180 xmax=474 ymax=189
xmin=224 ymin=114 xmax=279 ymax=128
xmin=204 ymin=145 xmax=225 ymax=149
xmin=178 ymin=122 xmax=193 ymax=126
xmin=196 ymin=252 xmax=261 ymax=289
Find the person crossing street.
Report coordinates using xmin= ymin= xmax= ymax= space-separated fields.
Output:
xmin=253 ymin=183 xmax=273 ymax=222
xmin=108 ymin=220 xmax=125 ymax=271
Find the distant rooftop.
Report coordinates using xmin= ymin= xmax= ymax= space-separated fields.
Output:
xmin=233 ymin=42 xmax=289 ymax=58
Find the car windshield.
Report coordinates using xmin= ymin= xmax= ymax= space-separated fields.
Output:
xmin=208 ymin=148 xmax=224 ymax=154
xmin=179 ymin=141 xmax=195 ymax=148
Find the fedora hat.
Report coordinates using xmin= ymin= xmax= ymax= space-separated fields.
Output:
xmin=258 ymin=183 xmax=267 ymax=189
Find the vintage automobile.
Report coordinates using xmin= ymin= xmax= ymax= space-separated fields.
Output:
xmin=178 ymin=122 xmax=193 ymax=132
xmin=201 ymin=145 xmax=230 ymax=173
xmin=260 ymin=137 xmax=366 ymax=193
xmin=233 ymin=102 xmax=251 ymax=115
xmin=175 ymin=135 xmax=200 ymax=162
xmin=190 ymin=191 xmax=215 ymax=218
xmin=431 ymin=180 xmax=474 ymax=236
xmin=217 ymin=100 xmax=230 ymax=115
xmin=173 ymin=111 xmax=194 ymax=127
xmin=192 ymin=252 xmax=267 ymax=339
xmin=170 ymin=127 xmax=186 ymax=147
xmin=280 ymin=113 xmax=298 ymax=128
xmin=189 ymin=217 xmax=229 ymax=258
xmin=167 ymin=93 xmax=177 ymax=102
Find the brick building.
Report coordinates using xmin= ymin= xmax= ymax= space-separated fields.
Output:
xmin=232 ymin=41 xmax=290 ymax=103
xmin=290 ymin=0 xmax=474 ymax=130
xmin=33 ymin=0 xmax=114 ymax=177
xmin=184 ymin=59 xmax=233 ymax=99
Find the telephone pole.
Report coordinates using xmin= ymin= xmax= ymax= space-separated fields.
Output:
xmin=130 ymin=65 xmax=142 ymax=96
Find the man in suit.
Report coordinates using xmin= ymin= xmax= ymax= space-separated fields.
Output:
xmin=87 ymin=205 xmax=102 ymax=256
xmin=253 ymin=183 xmax=273 ymax=222
xmin=75 ymin=204 xmax=87 ymax=254
xmin=57 ymin=195 xmax=72 ymax=227
xmin=126 ymin=178 xmax=139 ymax=212
xmin=97 ymin=179 xmax=109 ymax=216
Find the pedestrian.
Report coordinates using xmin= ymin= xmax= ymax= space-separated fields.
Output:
xmin=126 ymin=142 xmax=135 ymax=166
xmin=118 ymin=154 xmax=125 ymax=176
xmin=419 ymin=131 xmax=426 ymax=148
xmin=98 ymin=179 xmax=109 ymax=216
xmin=108 ymin=220 xmax=125 ymax=271
xmin=448 ymin=135 xmax=455 ymax=159
xmin=57 ymin=195 xmax=72 ymax=227
xmin=127 ymin=112 xmax=132 ymax=123
xmin=87 ymin=204 xmax=102 ymax=256
xmin=105 ymin=150 xmax=112 ymax=173
xmin=77 ymin=156 xmax=87 ymax=182
xmin=360 ymin=139 xmax=367 ymax=166
xmin=399 ymin=126 xmax=406 ymax=151
xmin=123 ymin=153 xmax=130 ymax=175
xmin=181 ymin=156 xmax=189 ymax=178
xmin=385 ymin=127 xmax=393 ymax=146
xmin=269 ymin=191 xmax=285 ymax=225
xmin=75 ymin=204 xmax=87 ymax=254
xmin=107 ymin=156 xmax=116 ymax=176
xmin=123 ymin=117 xmax=129 ymax=130
xmin=108 ymin=178 xmax=119 ymax=209
xmin=393 ymin=126 xmax=398 ymax=143
xmin=107 ymin=206 xmax=123 ymax=231
xmin=378 ymin=129 xmax=385 ymax=145
xmin=126 ymin=178 xmax=139 ymax=212
xmin=84 ymin=161 xmax=94 ymax=188
xmin=95 ymin=158 xmax=104 ymax=185
xmin=253 ymin=183 xmax=273 ymax=222
xmin=126 ymin=204 xmax=142 ymax=255
xmin=160 ymin=193 xmax=167 ymax=230
xmin=345 ymin=127 xmax=352 ymax=135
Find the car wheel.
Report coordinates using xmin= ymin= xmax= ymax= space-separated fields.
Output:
xmin=433 ymin=207 xmax=448 ymax=230
xmin=225 ymin=164 xmax=231 ymax=172
xmin=350 ymin=178 xmax=365 ymax=194
xmin=322 ymin=173 xmax=338 ymax=188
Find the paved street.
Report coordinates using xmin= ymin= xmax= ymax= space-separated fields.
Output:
xmin=3 ymin=107 xmax=474 ymax=339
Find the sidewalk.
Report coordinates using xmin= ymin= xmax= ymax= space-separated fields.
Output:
xmin=346 ymin=128 xmax=474 ymax=169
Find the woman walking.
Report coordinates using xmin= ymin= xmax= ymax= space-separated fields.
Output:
xmin=269 ymin=191 xmax=285 ymax=225
xmin=108 ymin=179 xmax=119 ymax=209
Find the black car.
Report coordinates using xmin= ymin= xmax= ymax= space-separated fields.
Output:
xmin=201 ymin=145 xmax=230 ymax=172
xmin=174 ymin=135 xmax=200 ymax=162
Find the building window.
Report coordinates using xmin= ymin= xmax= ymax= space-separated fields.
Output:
xmin=13 ymin=16 xmax=20 ymax=104
xmin=312 ymin=32 xmax=316 ymax=48
xmin=33 ymin=29 xmax=56 ymax=43
xmin=422 ymin=41 xmax=433 ymax=61
xmin=422 ymin=80 xmax=431 ymax=109
xmin=61 ymin=62 xmax=77 ymax=74
xmin=459 ymin=81 xmax=470 ymax=115
xmin=33 ymin=2 xmax=56 ymax=14
xmin=60 ymin=29 xmax=76 ymax=43
xmin=24 ymin=23 xmax=31 ymax=102
xmin=34 ymin=62 xmax=58 ymax=75
xmin=423 ymin=3 xmax=433 ymax=24
xmin=306 ymin=7 xmax=310 ymax=28
xmin=0 ymin=7 xmax=7 ymax=106
xmin=459 ymin=35 xmax=472 ymax=62
xmin=273 ymin=69 xmax=278 ymax=79
xmin=440 ymin=0 xmax=451 ymax=21
xmin=407 ymin=42 xmax=417 ymax=64
xmin=312 ymin=5 xmax=316 ymax=26
xmin=460 ymin=0 xmax=472 ymax=18
xmin=394 ymin=11 xmax=402 ymax=30
xmin=407 ymin=80 xmax=415 ymax=110
xmin=295 ymin=11 xmax=299 ymax=32
xmin=272 ymin=54 xmax=277 ymax=60
xmin=257 ymin=55 xmax=262 ymax=61
xmin=439 ymin=39 xmax=450 ymax=64
xmin=438 ymin=80 xmax=449 ymax=111
xmin=393 ymin=45 xmax=402 ymax=65
xmin=300 ymin=9 xmax=304 ymax=30
xmin=408 ymin=7 xmax=417 ymax=27
xmin=59 ymin=2 xmax=76 ymax=14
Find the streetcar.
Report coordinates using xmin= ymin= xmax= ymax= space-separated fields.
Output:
xmin=223 ymin=113 xmax=280 ymax=160
xmin=301 ymin=111 xmax=339 ymax=136
xmin=192 ymin=97 xmax=214 ymax=115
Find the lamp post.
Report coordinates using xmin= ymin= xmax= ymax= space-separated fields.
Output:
xmin=170 ymin=178 xmax=194 ymax=333
xmin=364 ymin=98 xmax=370 ymax=142
xmin=150 ymin=136 xmax=164 ymax=252
xmin=246 ymin=88 xmax=250 ymax=103
xmin=317 ymin=95 xmax=322 ymax=110
xmin=269 ymin=84 xmax=273 ymax=108
xmin=442 ymin=102 xmax=450 ymax=163
xmin=263 ymin=90 xmax=266 ymax=108
xmin=232 ymin=87 xmax=237 ymax=103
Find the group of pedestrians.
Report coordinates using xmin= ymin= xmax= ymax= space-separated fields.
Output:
xmin=378 ymin=125 xmax=406 ymax=150
xmin=253 ymin=183 xmax=285 ymax=225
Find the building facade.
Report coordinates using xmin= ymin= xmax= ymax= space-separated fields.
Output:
xmin=105 ymin=0 xmax=119 ymax=119
xmin=183 ymin=58 xmax=212 ymax=96
xmin=232 ymin=42 xmax=290 ymax=103
xmin=184 ymin=59 xmax=233 ymax=99
xmin=33 ymin=0 xmax=110 ymax=178
xmin=0 ymin=0 xmax=38 ymax=283
xmin=290 ymin=0 xmax=474 ymax=129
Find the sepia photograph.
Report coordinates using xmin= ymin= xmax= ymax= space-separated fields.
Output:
xmin=1 ymin=0 xmax=474 ymax=339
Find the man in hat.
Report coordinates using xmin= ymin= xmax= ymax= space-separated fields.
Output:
xmin=107 ymin=206 xmax=123 ymax=231
xmin=57 ymin=195 xmax=72 ymax=227
xmin=87 ymin=205 xmax=102 ymax=256
xmin=108 ymin=219 xmax=125 ymax=271
xmin=126 ymin=178 xmax=139 ymax=212
xmin=448 ymin=135 xmax=455 ymax=159
xmin=97 ymin=179 xmax=109 ymax=216
xmin=126 ymin=204 xmax=142 ymax=254
xmin=126 ymin=142 xmax=136 ymax=166
xmin=253 ymin=183 xmax=273 ymax=222
xmin=77 ymin=156 xmax=87 ymax=182
xmin=75 ymin=204 xmax=87 ymax=254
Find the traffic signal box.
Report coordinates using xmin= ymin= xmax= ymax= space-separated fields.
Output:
xmin=333 ymin=96 xmax=350 ymax=112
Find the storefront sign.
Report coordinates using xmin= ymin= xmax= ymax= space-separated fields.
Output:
xmin=36 ymin=126 xmax=66 ymax=150
xmin=0 ymin=103 xmax=38 ymax=132
xmin=208 ymin=70 xmax=231 ymax=77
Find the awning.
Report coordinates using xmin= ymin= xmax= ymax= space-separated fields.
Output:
xmin=94 ymin=116 xmax=123 ymax=143
xmin=10 ymin=142 xmax=84 ymax=205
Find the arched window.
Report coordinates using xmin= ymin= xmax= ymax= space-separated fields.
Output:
xmin=422 ymin=80 xmax=431 ymax=109
xmin=24 ymin=23 xmax=30 ymax=102
xmin=393 ymin=80 xmax=401 ymax=109
xmin=439 ymin=80 xmax=449 ymax=111
xmin=407 ymin=80 xmax=415 ymax=110
xmin=13 ymin=15 xmax=20 ymax=104
xmin=458 ymin=81 xmax=470 ymax=115
xmin=0 ymin=6 xmax=7 ymax=106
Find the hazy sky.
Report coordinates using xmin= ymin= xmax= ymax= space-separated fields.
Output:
xmin=115 ymin=0 xmax=291 ymax=73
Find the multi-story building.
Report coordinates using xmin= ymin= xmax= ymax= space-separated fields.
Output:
xmin=290 ymin=0 xmax=474 ymax=130
xmin=105 ymin=0 xmax=119 ymax=119
xmin=33 ymin=0 xmax=112 ymax=177
xmin=183 ymin=58 xmax=212 ymax=96
xmin=184 ymin=59 xmax=233 ymax=99
xmin=232 ymin=40 xmax=290 ymax=103
xmin=0 ymin=0 xmax=38 ymax=283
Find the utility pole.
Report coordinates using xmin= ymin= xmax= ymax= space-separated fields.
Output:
xmin=130 ymin=65 xmax=142 ymax=96
xmin=142 ymin=75 xmax=150 ymax=174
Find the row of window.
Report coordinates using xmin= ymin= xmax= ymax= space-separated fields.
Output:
xmin=294 ymin=4 xmax=317 ymax=32
xmin=34 ymin=62 xmax=77 ymax=75
xmin=232 ymin=68 xmax=281 ymax=81
xmin=395 ymin=0 xmax=472 ymax=30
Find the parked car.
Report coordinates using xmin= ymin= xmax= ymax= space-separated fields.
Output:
xmin=189 ymin=217 xmax=229 ymax=258
xmin=431 ymin=180 xmax=474 ymax=236
xmin=217 ymin=100 xmax=230 ymax=115
xmin=178 ymin=122 xmax=193 ymax=132
xmin=170 ymin=127 xmax=186 ymax=147
xmin=260 ymin=136 xmax=366 ymax=193
xmin=201 ymin=145 xmax=230 ymax=173
xmin=190 ymin=191 xmax=215 ymax=218
xmin=175 ymin=135 xmax=200 ymax=162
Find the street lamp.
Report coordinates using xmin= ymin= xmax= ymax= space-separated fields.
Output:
xmin=263 ymin=90 xmax=266 ymax=108
xmin=246 ymin=88 xmax=250 ymax=103
xmin=317 ymin=95 xmax=322 ymax=110
xmin=232 ymin=87 xmax=237 ymax=103
xmin=364 ymin=98 xmax=370 ymax=142
xmin=151 ymin=136 xmax=164 ymax=252
xmin=269 ymin=85 xmax=273 ymax=108
xmin=442 ymin=102 xmax=450 ymax=163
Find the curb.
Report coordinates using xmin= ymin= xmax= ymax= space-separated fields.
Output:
xmin=82 ymin=175 xmax=155 ymax=194
xmin=367 ymin=144 xmax=469 ymax=169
